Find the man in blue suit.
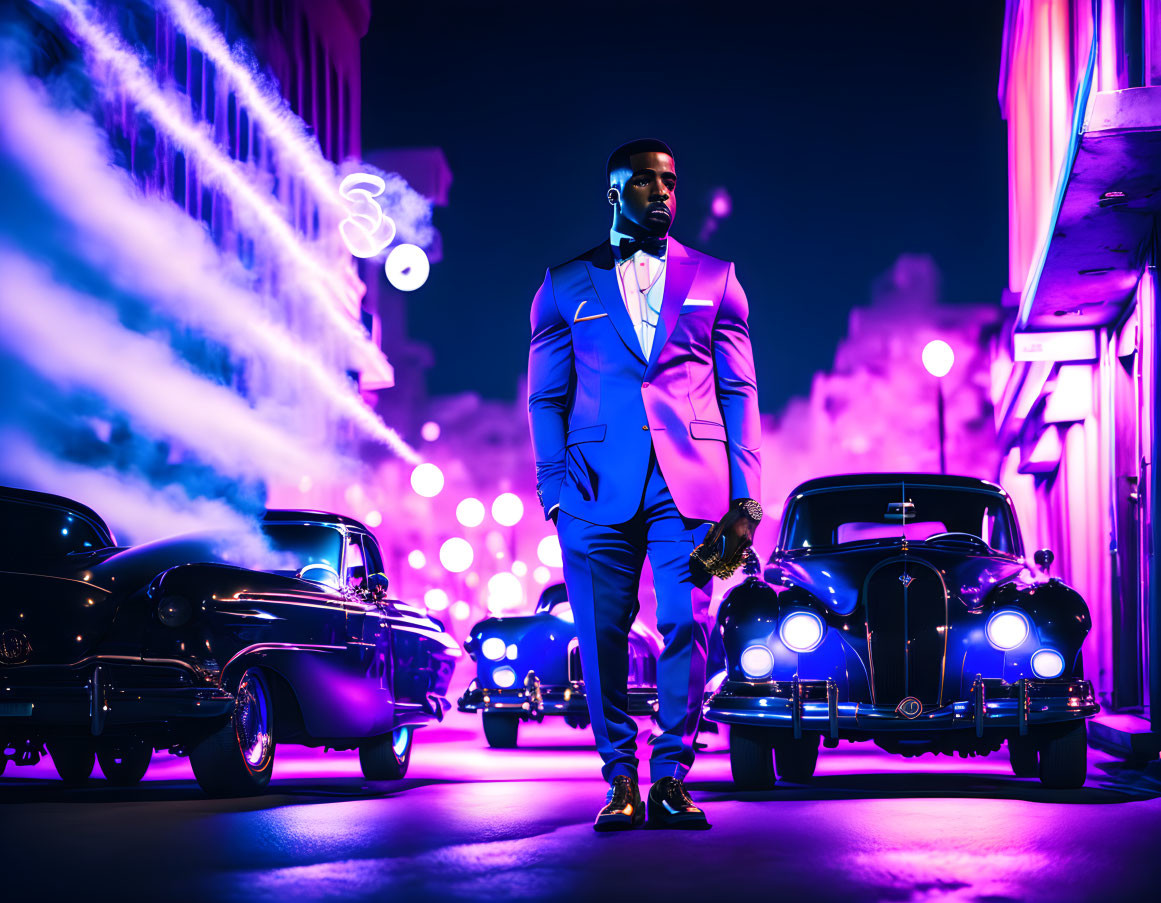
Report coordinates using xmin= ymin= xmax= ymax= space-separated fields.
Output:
xmin=527 ymin=139 xmax=762 ymax=830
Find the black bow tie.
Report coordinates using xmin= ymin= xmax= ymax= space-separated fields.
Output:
xmin=616 ymin=236 xmax=667 ymax=261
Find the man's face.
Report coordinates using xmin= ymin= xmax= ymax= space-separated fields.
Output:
xmin=614 ymin=151 xmax=676 ymax=235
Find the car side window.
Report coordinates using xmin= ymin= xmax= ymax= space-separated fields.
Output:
xmin=345 ymin=534 xmax=366 ymax=588
xmin=361 ymin=533 xmax=385 ymax=578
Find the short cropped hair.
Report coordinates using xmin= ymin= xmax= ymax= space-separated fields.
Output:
xmin=606 ymin=138 xmax=675 ymax=187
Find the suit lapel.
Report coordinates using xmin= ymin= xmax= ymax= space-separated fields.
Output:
xmin=584 ymin=243 xmax=647 ymax=366
xmin=647 ymin=238 xmax=699 ymax=373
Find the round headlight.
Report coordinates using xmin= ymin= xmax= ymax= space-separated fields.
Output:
xmin=740 ymin=644 xmax=774 ymax=679
xmin=779 ymin=610 xmax=825 ymax=653
xmin=157 ymin=595 xmax=192 ymax=628
xmin=986 ymin=610 xmax=1030 ymax=650
xmin=480 ymin=637 xmax=507 ymax=661
xmin=1031 ymin=648 xmax=1065 ymax=679
xmin=492 ymin=665 xmax=517 ymax=688
xmin=506 ymin=643 xmax=519 ymax=660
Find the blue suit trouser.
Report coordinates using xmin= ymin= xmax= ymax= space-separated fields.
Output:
xmin=556 ymin=450 xmax=712 ymax=783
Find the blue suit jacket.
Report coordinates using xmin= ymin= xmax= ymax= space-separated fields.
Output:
xmin=527 ymin=238 xmax=761 ymax=527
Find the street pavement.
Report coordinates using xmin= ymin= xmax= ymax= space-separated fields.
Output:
xmin=3 ymin=712 xmax=1161 ymax=902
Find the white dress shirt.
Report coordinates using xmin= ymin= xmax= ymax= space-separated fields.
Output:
xmin=610 ymin=228 xmax=667 ymax=359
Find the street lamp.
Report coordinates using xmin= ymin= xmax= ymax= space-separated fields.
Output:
xmin=921 ymin=339 xmax=955 ymax=474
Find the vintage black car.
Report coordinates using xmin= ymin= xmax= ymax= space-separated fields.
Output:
xmin=705 ymin=473 xmax=1099 ymax=789
xmin=0 ymin=487 xmax=459 ymax=795
xmin=457 ymin=583 xmax=662 ymax=747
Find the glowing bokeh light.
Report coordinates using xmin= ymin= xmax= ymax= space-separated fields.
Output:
xmin=533 ymin=566 xmax=551 ymax=584
xmin=492 ymin=492 xmax=524 ymax=527
xmin=385 ymin=243 xmax=430 ymax=292
xmin=410 ymin=462 xmax=444 ymax=497
xmin=711 ymin=187 xmax=732 ymax=218
xmin=363 ymin=510 xmax=382 ymax=528
xmin=456 ymin=497 xmax=486 ymax=528
xmin=421 ymin=421 xmax=441 ymax=442
xmin=511 ymin=560 xmax=528 ymax=577
xmin=537 ymin=535 xmax=563 ymax=568
xmin=298 ymin=475 xmax=312 ymax=493
xmin=407 ymin=550 xmax=426 ymax=570
xmin=423 ymin=588 xmax=450 ymax=611
xmin=439 ymin=537 xmax=474 ymax=573
xmin=922 ymin=339 xmax=955 ymax=378
xmin=487 ymin=572 xmax=524 ymax=613
xmin=450 ymin=601 xmax=471 ymax=620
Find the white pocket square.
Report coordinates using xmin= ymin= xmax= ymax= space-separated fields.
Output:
xmin=682 ymin=298 xmax=713 ymax=308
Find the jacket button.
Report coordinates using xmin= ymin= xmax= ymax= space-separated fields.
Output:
xmin=642 ymin=425 xmax=649 ymax=430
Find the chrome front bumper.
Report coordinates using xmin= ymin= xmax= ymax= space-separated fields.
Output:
xmin=704 ymin=676 xmax=1100 ymax=738
xmin=457 ymin=674 xmax=658 ymax=721
xmin=0 ymin=662 xmax=234 ymax=737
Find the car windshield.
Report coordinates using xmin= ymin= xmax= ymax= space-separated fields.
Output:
xmin=260 ymin=524 xmax=343 ymax=577
xmin=781 ymin=483 xmax=1020 ymax=555
xmin=0 ymin=498 xmax=111 ymax=570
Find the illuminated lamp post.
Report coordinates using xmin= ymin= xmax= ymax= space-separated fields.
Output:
xmin=921 ymin=340 xmax=955 ymax=474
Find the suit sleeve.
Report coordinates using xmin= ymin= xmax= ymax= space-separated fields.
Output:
xmin=527 ymin=268 xmax=573 ymax=519
xmin=713 ymin=262 xmax=762 ymax=503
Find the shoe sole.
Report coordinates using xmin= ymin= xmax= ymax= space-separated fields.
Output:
xmin=594 ymin=810 xmax=647 ymax=832
xmin=646 ymin=808 xmax=711 ymax=830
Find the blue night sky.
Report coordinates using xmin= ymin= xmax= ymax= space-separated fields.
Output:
xmin=362 ymin=1 xmax=1008 ymax=413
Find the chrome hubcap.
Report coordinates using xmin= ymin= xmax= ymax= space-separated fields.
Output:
xmin=235 ymin=671 xmax=272 ymax=770
xmin=392 ymin=727 xmax=412 ymax=758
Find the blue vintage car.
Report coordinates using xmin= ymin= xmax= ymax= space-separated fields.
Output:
xmin=704 ymin=473 xmax=1099 ymax=789
xmin=0 ymin=487 xmax=459 ymax=795
xmin=457 ymin=583 xmax=662 ymax=747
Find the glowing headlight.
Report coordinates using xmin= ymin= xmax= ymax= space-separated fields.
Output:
xmin=740 ymin=644 xmax=774 ymax=679
xmin=506 ymin=643 xmax=519 ymax=660
xmin=986 ymin=610 xmax=1030 ymax=650
xmin=779 ymin=610 xmax=825 ymax=653
xmin=480 ymin=637 xmax=507 ymax=661
xmin=492 ymin=665 xmax=517 ymax=688
xmin=157 ymin=595 xmax=192 ymax=628
xmin=1031 ymin=648 xmax=1065 ymax=679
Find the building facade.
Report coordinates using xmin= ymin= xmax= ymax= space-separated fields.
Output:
xmin=995 ymin=0 xmax=1161 ymax=751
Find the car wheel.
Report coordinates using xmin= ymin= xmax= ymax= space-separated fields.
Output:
xmin=359 ymin=726 xmax=413 ymax=780
xmin=482 ymin=713 xmax=519 ymax=748
xmin=189 ymin=668 xmax=275 ymax=797
xmin=98 ymin=739 xmax=153 ymax=787
xmin=47 ymin=740 xmax=95 ymax=786
xmin=729 ymin=725 xmax=776 ymax=789
xmin=1038 ymin=719 xmax=1087 ymax=789
xmin=1008 ymin=736 xmax=1038 ymax=777
xmin=774 ymin=731 xmax=820 ymax=783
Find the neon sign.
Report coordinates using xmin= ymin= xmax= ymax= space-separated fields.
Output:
xmin=338 ymin=173 xmax=431 ymax=291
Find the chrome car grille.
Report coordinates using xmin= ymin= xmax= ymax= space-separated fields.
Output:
xmin=863 ymin=559 xmax=948 ymax=706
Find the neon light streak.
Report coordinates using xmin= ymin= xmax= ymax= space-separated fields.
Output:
xmin=161 ymin=0 xmax=345 ymax=213
xmin=40 ymin=1 xmax=380 ymax=366
xmin=0 ymin=73 xmax=418 ymax=464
